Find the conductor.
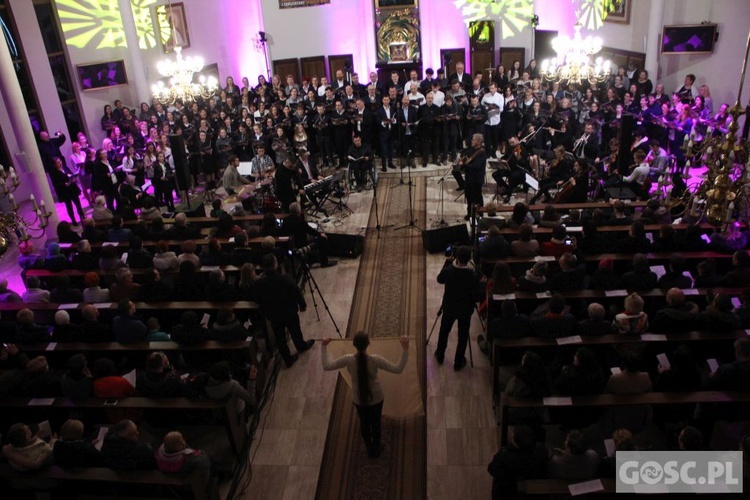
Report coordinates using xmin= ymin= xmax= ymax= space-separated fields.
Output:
xmin=434 ymin=246 xmax=481 ymax=371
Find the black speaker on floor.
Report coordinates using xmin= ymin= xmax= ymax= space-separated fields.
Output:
xmin=422 ymin=224 xmax=470 ymax=254
xmin=327 ymin=233 xmax=364 ymax=258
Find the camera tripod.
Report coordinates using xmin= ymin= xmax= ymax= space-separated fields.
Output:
xmin=297 ymin=254 xmax=342 ymax=338
xmin=424 ymin=304 xmax=485 ymax=368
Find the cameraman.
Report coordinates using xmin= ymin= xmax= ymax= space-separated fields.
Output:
xmin=434 ymin=245 xmax=481 ymax=371
xmin=281 ymin=202 xmax=337 ymax=268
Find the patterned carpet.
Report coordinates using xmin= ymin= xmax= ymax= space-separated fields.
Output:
xmin=315 ymin=176 xmax=427 ymax=500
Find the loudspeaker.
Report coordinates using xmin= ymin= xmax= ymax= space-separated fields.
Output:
xmin=422 ymin=224 xmax=470 ymax=254
xmin=616 ymin=113 xmax=635 ymax=174
xmin=326 ymin=233 xmax=364 ymax=258
xmin=168 ymin=134 xmax=190 ymax=193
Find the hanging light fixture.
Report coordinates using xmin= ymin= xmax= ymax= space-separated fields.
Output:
xmin=0 ymin=165 xmax=51 ymax=257
xmin=152 ymin=46 xmax=218 ymax=105
xmin=540 ymin=24 xmax=612 ymax=85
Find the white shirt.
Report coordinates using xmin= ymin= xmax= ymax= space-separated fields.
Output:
xmin=624 ymin=163 xmax=650 ymax=185
xmin=431 ymin=90 xmax=445 ymax=107
xmin=317 ymin=86 xmax=327 ymax=97
xmin=481 ymin=92 xmax=505 ymax=126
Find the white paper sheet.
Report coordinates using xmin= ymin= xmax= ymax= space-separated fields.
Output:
xmin=556 ymin=335 xmax=582 ymax=345
xmin=493 ymin=293 xmax=516 ymax=301
xmin=610 ymin=367 xmax=621 ymax=375
xmin=650 ymin=265 xmax=667 ymax=278
xmin=28 ymin=398 xmax=55 ymax=406
xmin=604 ymin=439 xmax=616 ymax=457
xmin=657 ymin=353 xmax=671 ymax=370
xmin=641 ymin=334 xmax=668 ymax=341
xmin=568 ymin=479 xmax=604 ymax=496
xmin=707 ymin=358 xmax=719 ymax=374
xmin=604 ymin=289 xmax=628 ymax=297
xmin=542 ymin=397 xmax=572 ymax=406
xmin=37 ymin=420 xmax=52 ymax=439
xmin=122 ymin=369 xmax=136 ymax=386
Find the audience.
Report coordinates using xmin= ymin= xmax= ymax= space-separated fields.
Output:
xmin=101 ymin=419 xmax=155 ymax=470
xmin=112 ymin=300 xmax=148 ymax=343
xmin=2 ymin=422 xmax=56 ymax=471
xmin=549 ymin=430 xmax=600 ymax=480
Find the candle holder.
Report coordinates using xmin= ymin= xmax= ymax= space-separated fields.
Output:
xmin=0 ymin=164 xmax=50 ymax=258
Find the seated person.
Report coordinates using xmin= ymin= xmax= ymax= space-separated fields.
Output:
xmin=16 ymin=355 xmax=60 ymax=397
xmin=478 ymin=203 xmax=506 ymax=232
xmin=598 ymin=429 xmax=635 ymax=477
xmin=222 ymin=154 xmax=252 ymax=194
xmin=60 ymin=353 xmax=93 ymax=399
xmin=705 ymin=338 xmax=750 ymax=391
xmin=620 ymin=253 xmax=657 ymax=290
xmin=613 ymin=220 xmax=651 ymax=254
xmin=548 ymin=252 xmax=587 ymax=291
xmin=204 ymin=269 xmax=240 ymax=301
xmin=657 ymin=256 xmax=692 ymax=289
xmin=553 ymin=347 xmax=607 ymax=397
xmin=211 ymin=307 xmax=252 ymax=342
xmin=92 ymin=357 xmax=138 ymax=399
xmin=530 ymin=294 xmax=576 ymax=338
xmin=604 ymin=354 xmax=652 ymax=434
xmin=21 ymin=276 xmax=50 ymax=303
xmin=81 ymin=217 xmax=107 ymax=243
xmin=650 ymin=224 xmax=678 ymax=252
xmin=152 ymin=240 xmax=179 ymax=271
xmin=347 ymin=134 xmax=374 ymax=191
xmin=510 ymin=223 xmax=539 ymax=257
xmin=517 ymin=261 xmax=549 ymax=293
xmin=540 ymin=224 xmax=576 ymax=257
xmin=98 ymin=245 xmax=123 ymax=271
xmin=651 ymin=288 xmax=699 ymax=333
xmin=177 ymin=240 xmax=201 ymax=268
xmin=127 ymin=237 xmax=154 ymax=269
xmin=49 ymin=276 xmax=83 ymax=304
xmin=71 ymin=239 xmax=98 ymax=271
xmin=145 ymin=317 xmax=170 ymax=341
xmin=694 ymin=258 xmax=722 ymax=288
xmin=709 ymin=222 xmax=748 ymax=254
xmin=734 ymin=288 xmax=750 ymax=328
xmin=577 ymin=302 xmax=616 ymax=336
xmin=107 ymin=216 xmax=133 ymax=242
xmin=155 ymin=431 xmax=210 ymax=475
xmin=722 ymin=250 xmax=750 ymax=287
xmin=44 ymin=242 xmax=70 ymax=272
xmin=138 ymin=196 xmax=162 ymax=222
xmin=549 ymin=430 xmax=600 ymax=480
xmin=77 ymin=304 xmax=113 ymax=342
xmin=110 ymin=267 xmax=141 ymax=303
xmin=230 ymin=231 xmax=255 ymax=266
xmin=605 ymin=199 xmax=632 ymax=226
xmin=15 ymin=309 xmax=50 ymax=344
xmin=53 ymin=418 xmax=103 ymax=467
xmin=0 ymin=278 xmax=22 ymax=303
xmin=83 ymin=272 xmax=111 ymax=303
xmin=591 ymin=258 xmax=621 ymax=290
xmin=1 ymin=422 xmax=56 ymax=471
xmin=164 ymin=213 xmax=201 ymax=241
xmin=101 ymin=419 xmax=156 ymax=470
xmin=112 ymin=300 xmax=148 ymax=343
xmin=281 ymin=202 xmax=336 ymax=267
xmin=579 ymin=220 xmax=610 ymax=255
xmin=52 ymin=310 xmax=83 ymax=342
xmin=696 ymin=293 xmax=740 ymax=332
xmin=537 ymin=205 xmax=562 ymax=228
xmin=479 ymin=225 xmax=510 ymax=260
xmin=613 ymin=292 xmax=649 ymax=334
xmin=170 ymin=311 xmax=210 ymax=346
xmin=480 ymin=300 xmax=530 ymax=352
xmin=205 ymin=360 xmax=257 ymax=422
xmin=487 ymin=425 xmax=548 ymax=498
xmin=136 ymin=352 xmax=182 ymax=398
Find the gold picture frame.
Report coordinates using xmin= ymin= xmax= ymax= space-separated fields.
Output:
xmin=155 ymin=2 xmax=191 ymax=53
xmin=605 ymin=0 xmax=631 ymax=24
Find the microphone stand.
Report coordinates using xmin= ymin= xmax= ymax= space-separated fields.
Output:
xmin=434 ymin=164 xmax=454 ymax=227
xmin=362 ymin=159 xmax=393 ymax=239
xmin=393 ymin=101 xmax=412 ymax=187
xmin=394 ymin=156 xmax=423 ymax=234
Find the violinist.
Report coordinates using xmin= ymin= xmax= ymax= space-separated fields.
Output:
xmin=530 ymin=145 xmax=573 ymax=204
xmin=646 ymin=139 xmax=668 ymax=179
xmin=461 ymin=133 xmax=487 ymax=220
xmin=492 ymin=135 xmax=530 ymax=204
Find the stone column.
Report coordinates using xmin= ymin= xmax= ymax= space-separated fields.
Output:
xmin=644 ymin=0 xmax=665 ymax=80
xmin=118 ymin=0 xmax=150 ymax=103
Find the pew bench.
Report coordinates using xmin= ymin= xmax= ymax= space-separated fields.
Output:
xmin=517 ymin=478 xmax=616 ymax=496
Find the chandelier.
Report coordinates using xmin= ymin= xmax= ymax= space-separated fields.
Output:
xmin=152 ymin=47 xmax=218 ymax=105
xmin=0 ymin=165 xmax=51 ymax=257
xmin=539 ymin=24 xmax=612 ymax=85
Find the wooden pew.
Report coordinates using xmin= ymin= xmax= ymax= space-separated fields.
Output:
xmin=25 ymin=265 xmax=245 ymax=280
xmin=0 ymin=464 xmax=214 ymax=500
xmin=57 ymin=236 xmax=291 ymax=252
xmin=490 ymin=330 xmax=746 ymax=403
xmin=0 ymin=396 xmax=247 ymax=457
xmin=495 ymin=223 xmax=723 ymax=238
xmin=518 ymin=478 xmax=616 ymax=496
xmin=0 ymin=301 xmax=259 ymax=313
xmin=477 ymin=201 xmax=648 ymax=214
xmin=122 ymin=212 xmax=288 ymax=227
xmin=20 ymin=339 xmax=253 ymax=353
xmin=498 ymin=391 xmax=750 ymax=445
xmin=484 ymin=251 xmax=734 ymax=266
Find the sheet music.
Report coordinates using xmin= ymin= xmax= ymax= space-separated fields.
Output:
xmin=122 ymin=369 xmax=136 ymax=386
xmin=237 ymin=162 xmax=254 ymax=176
xmin=543 ymin=397 xmax=572 ymax=406
xmin=525 ymin=174 xmax=539 ymax=191
xmin=568 ymin=479 xmax=604 ymax=496
xmin=657 ymin=353 xmax=671 ymax=370
xmin=604 ymin=289 xmax=628 ymax=297
xmin=641 ymin=334 xmax=668 ymax=341
xmin=556 ymin=335 xmax=582 ymax=345
xmin=707 ymin=358 xmax=719 ymax=374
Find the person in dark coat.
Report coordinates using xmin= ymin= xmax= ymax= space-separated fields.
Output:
xmin=112 ymin=300 xmax=147 ymax=343
xmin=37 ymin=130 xmax=67 ymax=173
xmin=487 ymin=425 xmax=549 ymax=499
xmin=101 ymin=419 xmax=156 ymax=470
xmin=53 ymin=419 xmax=103 ymax=467
xmin=254 ymin=254 xmax=314 ymax=368
xmin=620 ymin=253 xmax=658 ymax=290
xmin=170 ymin=311 xmax=210 ymax=346
xmin=434 ymin=246 xmax=481 ymax=370
xmin=135 ymin=352 xmax=182 ymax=398
xmin=49 ymin=157 xmax=85 ymax=225
xmin=462 ymin=133 xmax=487 ymax=220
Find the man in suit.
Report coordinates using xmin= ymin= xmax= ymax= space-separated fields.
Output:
xmin=369 ymin=71 xmax=389 ymax=99
xmin=448 ymin=61 xmax=472 ymax=92
xmin=352 ymin=99 xmax=374 ymax=146
xmin=254 ymin=253 xmax=315 ymax=368
xmin=377 ymin=95 xmax=397 ymax=172
xmin=397 ymin=96 xmax=419 ymax=167
xmin=418 ymin=92 xmax=441 ymax=166
xmin=331 ymin=69 xmax=349 ymax=92
xmin=312 ymin=103 xmax=334 ymax=167
xmin=347 ymin=134 xmax=374 ymax=191
xmin=434 ymin=245 xmax=481 ymax=371
xmin=331 ymin=100 xmax=352 ymax=168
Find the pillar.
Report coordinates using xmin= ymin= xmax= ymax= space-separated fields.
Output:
xmin=0 ymin=24 xmax=59 ymax=235
xmin=644 ymin=0 xmax=665 ymax=80
xmin=118 ymin=0 xmax=150 ymax=103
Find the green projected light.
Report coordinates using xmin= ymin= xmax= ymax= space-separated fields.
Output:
xmin=55 ymin=0 xmax=157 ymax=50
xmin=578 ymin=0 xmax=621 ymax=30
xmin=453 ymin=0 xmax=533 ymax=39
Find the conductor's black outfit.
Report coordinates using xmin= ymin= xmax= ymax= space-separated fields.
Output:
xmin=254 ymin=268 xmax=309 ymax=365
xmin=434 ymin=259 xmax=480 ymax=369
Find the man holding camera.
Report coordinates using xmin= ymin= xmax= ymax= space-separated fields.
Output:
xmin=281 ymin=202 xmax=337 ymax=268
xmin=434 ymin=246 xmax=481 ymax=371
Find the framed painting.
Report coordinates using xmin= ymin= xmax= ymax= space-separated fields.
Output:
xmin=155 ymin=2 xmax=190 ymax=53
xmin=605 ymin=0 xmax=630 ymax=24
xmin=77 ymin=60 xmax=128 ymax=91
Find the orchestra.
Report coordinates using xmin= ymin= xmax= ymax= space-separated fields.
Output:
xmin=55 ymin=59 xmax=745 ymax=228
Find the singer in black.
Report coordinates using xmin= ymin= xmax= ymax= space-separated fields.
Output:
xmin=275 ymin=159 xmax=304 ymax=212
xmin=461 ymin=133 xmax=487 ymax=220
xmin=434 ymin=245 xmax=481 ymax=371
xmin=347 ymin=135 xmax=374 ymax=191
xmin=49 ymin=157 xmax=85 ymax=225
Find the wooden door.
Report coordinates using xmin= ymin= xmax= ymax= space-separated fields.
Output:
xmin=328 ymin=54 xmax=354 ymax=82
xmin=499 ymin=47 xmax=525 ymax=75
xmin=440 ymin=48 xmax=466 ymax=76
xmin=469 ymin=21 xmax=494 ymax=82
xmin=272 ymin=58 xmax=300 ymax=84
xmin=299 ymin=56 xmax=326 ymax=82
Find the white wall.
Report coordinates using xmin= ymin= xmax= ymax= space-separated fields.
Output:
xmin=659 ymin=0 xmax=750 ymax=106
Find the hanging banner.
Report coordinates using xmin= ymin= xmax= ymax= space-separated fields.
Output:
xmin=279 ymin=0 xmax=330 ymax=9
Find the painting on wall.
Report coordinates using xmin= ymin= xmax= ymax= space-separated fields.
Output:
xmin=376 ymin=0 xmax=416 ymax=8
xmin=155 ymin=2 xmax=190 ymax=53
xmin=375 ymin=7 xmax=421 ymax=64
xmin=605 ymin=0 xmax=630 ymax=24
xmin=77 ymin=60 xmax=128 ymax=91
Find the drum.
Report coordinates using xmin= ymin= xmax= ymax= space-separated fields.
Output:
xmin=262 ymin=193 xmax=281 ymax=212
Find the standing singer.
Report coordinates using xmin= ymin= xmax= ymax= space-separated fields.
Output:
xmin=461 ymin=133 xmax=487 ymax=221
